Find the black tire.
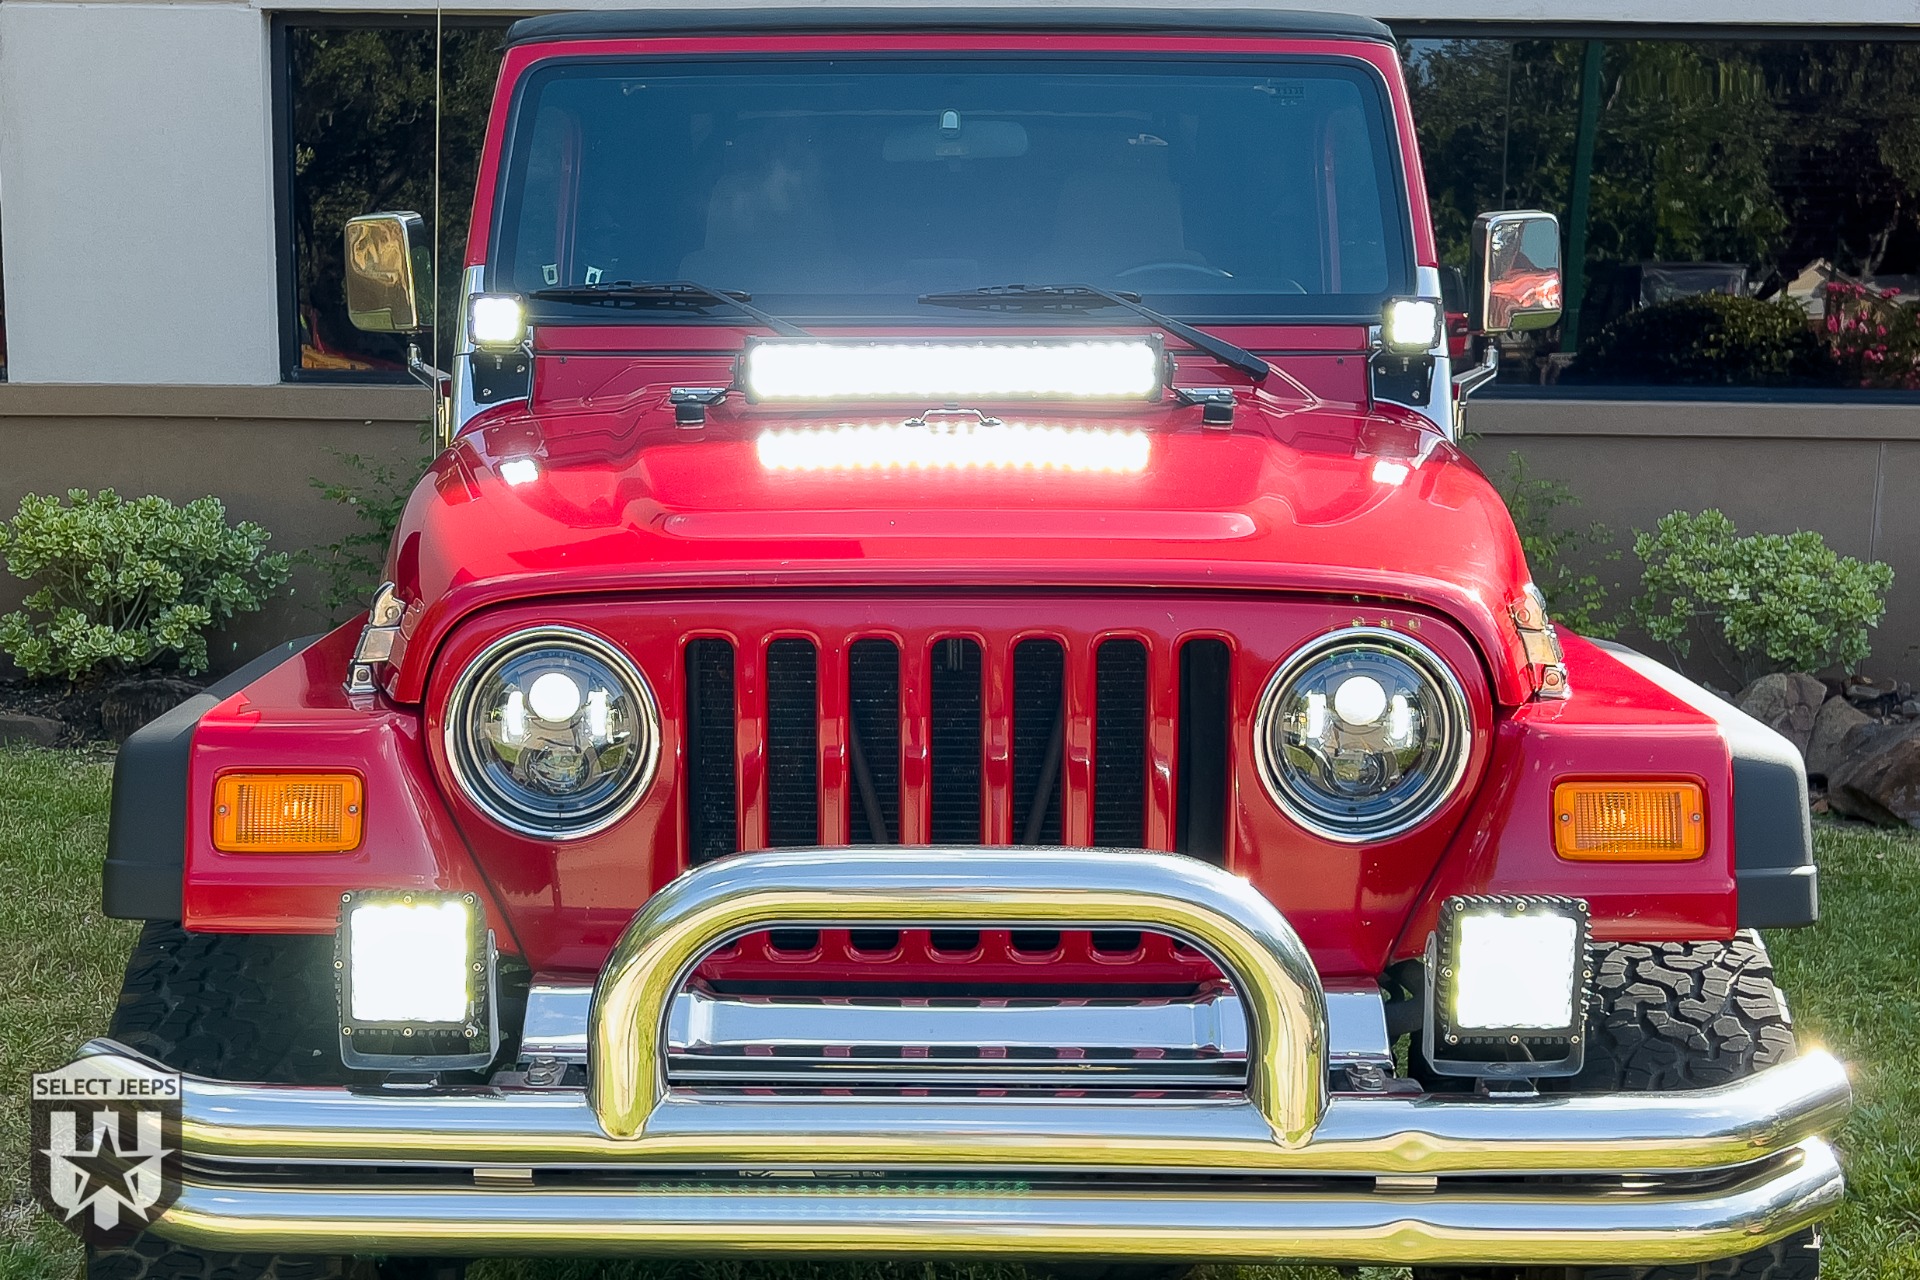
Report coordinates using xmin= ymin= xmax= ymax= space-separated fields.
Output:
xmin=1413 ymin=935 xmax=1818 ymax=1280
xmin=86 ymin=923 xmax=465 ymax=1280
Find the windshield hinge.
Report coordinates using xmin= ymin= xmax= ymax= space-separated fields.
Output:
xmin=671 ymin=387 xmax=729 ymax=428
xmin=1175 ymin=386 xmax=1237 ymax=428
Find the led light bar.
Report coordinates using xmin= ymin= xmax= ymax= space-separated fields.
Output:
xmin=741 ymin=337 xmax=1166 ymax=402
xmin=336 ymin=889 xmax=498 ymax=1070
xmin=757 ymin=421 xmax=1151 ymax=474
xmin=1424 ymin=894 xmax=1591 ymax=1080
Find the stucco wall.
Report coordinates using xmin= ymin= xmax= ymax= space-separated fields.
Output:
xmin=1465 ymin=398 xmax=1920 ymax=684
xmin=0 ymin=3 xmax=281 ymax=385
xmin=0 ymin=384 xmax=428 ymax=674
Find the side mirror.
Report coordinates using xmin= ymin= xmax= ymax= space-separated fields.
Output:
xmin=1470 ymin=211 xmax=1563 ymax=334
xmin=344 ymin=212 xmax=432 ymax=333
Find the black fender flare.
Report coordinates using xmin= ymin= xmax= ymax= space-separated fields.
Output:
xmin=103 ymin=636 xmax=321 ymax=921
xmin=1593 ymin=640 xmax=1817 ymax=929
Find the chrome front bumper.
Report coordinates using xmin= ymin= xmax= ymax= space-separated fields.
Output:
xmin=106 ymin=849 xmax=1850 ymax=1264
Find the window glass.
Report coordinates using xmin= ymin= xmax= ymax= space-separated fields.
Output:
xmin=283 ymin=23 xmax=506 ymax=379
xmin=1404 ymin=37 xmax=1920 ymax=392
xmin=495 ymin=59 xmax=1413 ymax=321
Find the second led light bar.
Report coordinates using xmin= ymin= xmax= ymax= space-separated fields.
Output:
xmin=741 ymin=337 xmax=1166 ymax=402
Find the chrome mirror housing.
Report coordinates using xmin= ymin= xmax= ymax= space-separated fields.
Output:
xmin=344 ymin=211 xmax=432 ymax=333
xmin=1470 ymin=211 xmax=1563 ymax=334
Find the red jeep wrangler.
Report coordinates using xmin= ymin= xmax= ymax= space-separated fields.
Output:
xmin=79 ymin=7 xmax=1846 ymax=1279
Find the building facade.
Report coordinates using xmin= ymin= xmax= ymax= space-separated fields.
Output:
xmin=1 ymin=0 xmax=1918 ymax=674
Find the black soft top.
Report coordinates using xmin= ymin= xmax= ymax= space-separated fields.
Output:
xmin=506 ymin=6 xmax=1393 ymax=47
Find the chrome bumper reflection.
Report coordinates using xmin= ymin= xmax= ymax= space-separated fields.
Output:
xmin=517 ymin=984 xmax=1392 ymax=1089
xmin=156 ymin=1139 xmax=1841 ymax=1265
xmin=83 ymin=849 xmax=1851 ymax=1264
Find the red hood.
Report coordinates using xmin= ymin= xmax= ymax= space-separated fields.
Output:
xmin=379 ymin=385 xmax=1536 ymax=705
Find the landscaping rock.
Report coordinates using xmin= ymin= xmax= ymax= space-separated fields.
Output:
xmin=0 ymin=712 xmax=64 ymax=747
xmin=1827 ymin=721 xmax=1920 ymax=827
xmin=1735 ymin=672 xmax=1827 ymax=757
xmin=98 ymin=677 xmax=204 ymax=742
xmin=1806 ymin=697 xmax=1873 ymax=780
xmin=1903 ymin=700 xmax=1920 ymax=720
xmin=1844 ymin=676 xmax=1901 ymax=712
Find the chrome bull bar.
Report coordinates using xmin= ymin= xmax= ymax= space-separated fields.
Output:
xmin=589 ymin=849 xmax=1328 ymax=1143
xmin=78 ymin=849 xmax=1851 ymax=1264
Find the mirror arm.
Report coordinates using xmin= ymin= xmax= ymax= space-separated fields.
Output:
xmin=407 ymin=342 xmax=452 ymax=398
xmin=1451 ymin=342 xmax=1499 ymax=400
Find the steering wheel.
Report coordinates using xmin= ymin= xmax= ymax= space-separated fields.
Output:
xmin=1113 ymin=261 xmax=1235 ymax=281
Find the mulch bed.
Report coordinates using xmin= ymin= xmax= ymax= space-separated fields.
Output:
xmin=0 ymin=676 xmax=205 ymax=745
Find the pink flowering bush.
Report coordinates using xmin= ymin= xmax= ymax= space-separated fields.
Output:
xmin=1822 ymin=281 xmax=1920 ymax=390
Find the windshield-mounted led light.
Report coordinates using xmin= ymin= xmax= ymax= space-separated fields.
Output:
xmin=468 ymin=292 xmax=528 ymax=349
xmin=757 ymin=421 xmax=1150 ymax=473
xmin=1381 ymin=298 xmax=1443 ymax=355
xmin=741 ymin=338 xmax=1165 ymax=402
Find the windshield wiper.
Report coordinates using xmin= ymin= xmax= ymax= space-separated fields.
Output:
xmin=918 ymin=283 xmax=1269 ymax=382
xmin=528 ymin=280 xmax=810 ymax=337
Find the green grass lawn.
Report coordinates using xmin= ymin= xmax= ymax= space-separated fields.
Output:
xmin=0 ymin=744 xmax=1914 ymax=1280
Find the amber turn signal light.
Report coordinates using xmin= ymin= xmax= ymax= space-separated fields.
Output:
xmin=212 ymin=773 xmax=364 ymax=853
xmin=1553 ymin=781 xmax=1705 ymax=861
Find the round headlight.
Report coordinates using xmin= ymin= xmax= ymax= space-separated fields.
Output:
xmin=446 ymin=627 xmax=660 ymax=838
xmin=1253 ymin=629 xmax=1469 ymax=842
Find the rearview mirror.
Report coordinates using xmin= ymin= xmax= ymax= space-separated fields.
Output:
xmin=1470 ymin=211 xmax=1563 ymax=334
xmin=344 ymin=212 xmax=432 ymax=333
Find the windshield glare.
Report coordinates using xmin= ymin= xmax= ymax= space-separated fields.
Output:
xmin=496 ymin=58 xmax=1412 ymax=321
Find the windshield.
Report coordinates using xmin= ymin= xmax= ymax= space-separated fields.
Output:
xmin=493 ymin=57 xmax=1412 ymax=322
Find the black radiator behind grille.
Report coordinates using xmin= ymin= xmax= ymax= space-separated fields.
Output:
xmin=1094 ymin=639 xmax=1148 ymax=847
xmin=1011 ymin=639 xmax=1065 ymax=844
xmin=765 ymin=639 xmax=819 ymax=848
xmin=1176 ymin=638 xmax=1231 ymax=865
xmin=847 ymin=639 xmax=901 ymax=844
xmin=685 ymin=639 xmax=737 ymax=864
xmin=929 ymin=638 xmax=983 ymax=844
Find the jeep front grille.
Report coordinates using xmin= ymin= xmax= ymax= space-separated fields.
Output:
xmin=680 ymin=629 xmax=1226 ymax=862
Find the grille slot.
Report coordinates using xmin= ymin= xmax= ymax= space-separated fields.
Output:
xmin=1012 ymin=639 xmax=1066 ymax=844
xmin=929 ymin=638 xmax=983 ymax=843
xmin=765 ymin=639 xmax=819 ymax=848
xmin=847 ymin=640 xmax=901 ymax=844
xmin=1094 ymin=639 xmax=1148 ymax=847
xmin=684 ymin=639 xmax=738 ymax=865
xmin=1176 ymin=638 xmax=1231 ymax=865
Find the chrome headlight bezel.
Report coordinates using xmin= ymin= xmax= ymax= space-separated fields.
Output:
xmin=1252 ymin=627 xmax=1471 ymax=843
xmin=444 ymin=625 xmax=661 ymax=840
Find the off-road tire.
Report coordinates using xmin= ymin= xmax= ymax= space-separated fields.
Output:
xmin=84 ymin=923 xmax=462 ymax=1280
xmin=1413 ymin=935 xmax=1819 ymax=1280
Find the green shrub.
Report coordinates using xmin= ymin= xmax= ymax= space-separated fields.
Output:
xmin=1496 ymin=452 xmax=1620 ymax=638
xmin=1631 ymin=510 xmax=1893 ymax=684
xmin=1570 ymin=294 xmax=1833 ymax=386
xmin=0 ymin=490 xmax=289 ymax=683
xmin=299 ymin=430 xmax=430 ymax=623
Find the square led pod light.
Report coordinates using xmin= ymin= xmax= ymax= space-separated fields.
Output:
xmin=1423 ymin=894 xmax=1591 ymax=1080
xmin=336 ymin=889 xmax=499 ymax=1070
xmin=738 ymin=336 xmax=1167 ymax=403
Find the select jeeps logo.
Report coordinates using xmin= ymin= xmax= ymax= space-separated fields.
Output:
xmin=31 ymin=1060 xmax=182 ymax=1243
